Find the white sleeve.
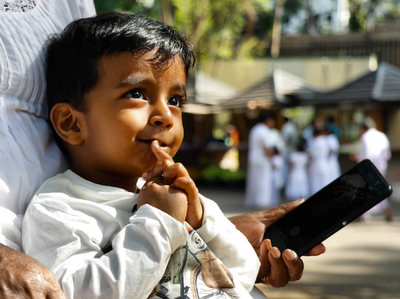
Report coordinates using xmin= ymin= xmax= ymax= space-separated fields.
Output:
xmin=195 ymin=195 xmax=260 ymax=292
xmin=22 ymin=199 xmax=188 ymax=299
xmin=0 ymin=207 xmax=23 ymax=251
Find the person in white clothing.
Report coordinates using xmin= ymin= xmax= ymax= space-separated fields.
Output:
xmin=307 ymin=129 xmax=332 ymax=195
xmin=271 ymin=148 xmax=285 ymax=206
xmin=285 ymin=139 xmax=310 ymax=201
xmin=246 ymin=114 xmax=275 ymax=209
xmin=325 ymin=128 xmax=341 ymax=182
xmin=351 ymin=118 xmax=393 ymax=221
xmin=281 ymin=117 xmax=298 ymax=181
xmin=0 ymin=1 xmax=95 ymax=298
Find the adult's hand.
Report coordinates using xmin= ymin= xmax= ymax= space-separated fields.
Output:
xmin=0 ymin=244 xmax=66 ymax=299
xmin=229 ymin=200 xmax=326 ymax=288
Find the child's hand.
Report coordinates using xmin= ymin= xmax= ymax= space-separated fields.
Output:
xmin=142 ymin=140 xmax=203 ymax=229
xmin=138 ymin=176 xmax=188 ymax=224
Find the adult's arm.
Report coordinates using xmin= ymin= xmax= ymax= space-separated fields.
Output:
xmin=0 ymin=244 xmax=66 ymax=299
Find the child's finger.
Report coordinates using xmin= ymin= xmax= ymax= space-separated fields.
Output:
xmin=162 ymin=162 xmax=188 ymax=184
xmin=170 ymin=176 xmax=198 ymax=203
xmin=163 ymin=164 xmax=199 ymax=202
xmin=151 ymin=140 xmax=174 ymax=163
xmin=143 ymin=159 xmax=173 ymax=181
xmin=142 ymin=140 xmax=174 ymax=180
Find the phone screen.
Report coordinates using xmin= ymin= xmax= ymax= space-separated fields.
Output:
xmin=264 ymin=160 xmax=392 ymax=255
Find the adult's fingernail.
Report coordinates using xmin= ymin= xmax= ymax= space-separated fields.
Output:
xmin=265 ymin=239 xmax=272 ymax=250
xmin=271 ymin=247 xmax=281 ymax=259
xmin=285 ymin=249 xmax=297 ymax=261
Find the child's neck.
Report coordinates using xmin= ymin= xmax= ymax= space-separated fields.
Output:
xmin=71 ymin=166 xmax=139 ymax=193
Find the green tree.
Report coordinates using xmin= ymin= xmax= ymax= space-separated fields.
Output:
xmin=94 ymin=0 xmax=274 ymax=59
xmin=348 ymin=0 xmax=382 ymax=32
xmin=377 ymin=0 xmax=400 ymax=21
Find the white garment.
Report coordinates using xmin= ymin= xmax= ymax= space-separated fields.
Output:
xmin=270 ymin=128 xmax=285 ymax=154
xmin=281 ymin=120 xmax=298 ymax=182
xmin=0 ymin=0 xmax=96 ymax=250
xmin=327 ymin=133 xmax=341 ymax=182
xmin=307 ymin=135 xmax=331 ymax=195
xmin=271 ymin=154 xmax=284 ymax=205
xmin=356 ymin=128 xmax=391 ymax=175
xmin=285 ymin=151 xmax=310 ymax=201
xmin=246 ymin=123 xmax=274 ymax=208
xmin=22 ymin=170 xmax=259 ymax=299
xmin=355 ymin=128 xmax=391 ymax=215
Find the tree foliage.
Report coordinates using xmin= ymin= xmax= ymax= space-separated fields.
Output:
xmin=93 ymin=0 xmax=400 ymax=59
xmin=94 ymin=0 xmax=274 ymax=59
xmin=347 ymin=0 xmax=400 ymax=32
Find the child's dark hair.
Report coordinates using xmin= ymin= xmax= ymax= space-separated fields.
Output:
xmin=46 ymin=12 xmax=195 ymax=114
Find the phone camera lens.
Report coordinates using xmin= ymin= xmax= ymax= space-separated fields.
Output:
xmin=290 ymin=227 xmax=300 ymax=236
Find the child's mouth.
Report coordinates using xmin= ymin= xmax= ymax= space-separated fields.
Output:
xmin=139 ymin=139 xmax=168 ymax=148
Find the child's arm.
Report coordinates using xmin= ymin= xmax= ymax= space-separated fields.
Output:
xmin=138 ymin=175 xmax=188 ymax=225
xmin=142 ymin=140 xmax=203 ymax=229
xmin=22 ymin=193 xmax=188 ymax=299
xmin=194 ymin=195 xmax=260 ymax=292
xmin=143 ymin=141 xmax=259 ymax=291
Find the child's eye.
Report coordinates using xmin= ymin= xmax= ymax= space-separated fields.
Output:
xmin=168 ymin=96 xmax=184 ymax=108
xmin=124 ymin=89 xmax=144 ymax=100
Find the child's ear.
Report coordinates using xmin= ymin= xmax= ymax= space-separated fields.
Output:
xmin=50 ymin=103 xmax=84 ymax=145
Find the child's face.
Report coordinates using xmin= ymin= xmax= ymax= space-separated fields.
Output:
xmin=74 ymin=52 xmax=186 ymax=187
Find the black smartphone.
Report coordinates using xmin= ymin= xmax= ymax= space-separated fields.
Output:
xmin=263 ymin=159 xmax=393 ymax=257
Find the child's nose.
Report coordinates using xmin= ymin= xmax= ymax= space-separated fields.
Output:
xmin=149 ymin=101 xmax=173 ymax=129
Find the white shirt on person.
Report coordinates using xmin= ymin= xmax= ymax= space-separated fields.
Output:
xmin=246 ymin=123 xmax=275 ymax=208
xmin=22 ymin=170 xmax=259 ymax=299
xmin=285 ymin=151 xmax=310 ymax=201
xmin=0 ymin=0 xmax=96 ymax=251
xmin=356 ymin=128 xmax=392 ymax=215
xmin=326 ymin=133 xmax=341 ymax=181
xmin=307 ymin=135 xmax=331 ymax=194
xmin=356 ymin=128 xmax=391 ymax=175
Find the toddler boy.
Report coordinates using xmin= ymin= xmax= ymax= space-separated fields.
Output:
xmin=22 ymin=12 xmax=259 ymax=299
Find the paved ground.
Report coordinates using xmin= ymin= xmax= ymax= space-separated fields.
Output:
xmin=197 ymin=184 xmax=400 ymax=299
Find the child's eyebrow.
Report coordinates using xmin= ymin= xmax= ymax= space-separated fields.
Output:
xmin=175 ymin=84 xmax=187 ymax=95
xmin=118 ymin=76 xmax=147 ymax=88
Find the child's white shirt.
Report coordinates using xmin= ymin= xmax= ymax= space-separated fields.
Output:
xmin=22 ymin=170 xmax=259 ymax=299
